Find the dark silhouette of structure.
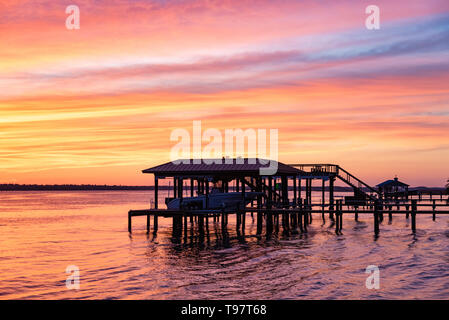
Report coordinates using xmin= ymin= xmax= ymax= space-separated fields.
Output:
xmin=376 ymin=177 xmax=409 ymax=199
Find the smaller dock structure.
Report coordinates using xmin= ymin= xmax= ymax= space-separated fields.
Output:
xmin=128 ymin=158 xmax=449 ymax=237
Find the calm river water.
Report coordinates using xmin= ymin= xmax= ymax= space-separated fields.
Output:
xmin=1 ymin=191 xmax=449 ymax=299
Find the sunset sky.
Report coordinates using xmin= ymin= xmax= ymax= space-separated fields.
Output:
xmin=1 ymin=0 xmax=448 ymax=186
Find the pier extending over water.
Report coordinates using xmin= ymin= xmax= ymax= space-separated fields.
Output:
xmin=128 ymin=159 xmax=449 ymax=237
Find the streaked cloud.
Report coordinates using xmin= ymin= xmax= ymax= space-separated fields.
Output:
xmin=0 ymin=0 xmax=448 ymax=186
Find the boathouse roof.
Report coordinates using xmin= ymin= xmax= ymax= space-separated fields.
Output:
xmin=142 ymin=158 xmax=302 ymax=176
xmin=376 ymin=177 xmax=409 ymax=188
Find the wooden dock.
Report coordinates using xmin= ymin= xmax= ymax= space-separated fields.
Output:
xmin=129 ymin=159 xmax=449 ymax=237
xmin=129 ymin=199 xmax=449 ymax=236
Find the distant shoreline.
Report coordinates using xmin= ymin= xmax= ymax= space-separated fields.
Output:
xmin=0 ymin=184 xmax=445 ymax=193
xmin=0 ymin=184 xmax=155 ymax=191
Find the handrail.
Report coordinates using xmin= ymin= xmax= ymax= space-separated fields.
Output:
xmin=337 ymin=166 xmax=380 ymax=195
xmin=288 ymin=164 xmax=339 ymax=174
xmin=288 ymin=163 xmax=380 ymax=201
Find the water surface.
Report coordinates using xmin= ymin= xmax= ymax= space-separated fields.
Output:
xmin=1 ymin=191 xmax=449 ymax=299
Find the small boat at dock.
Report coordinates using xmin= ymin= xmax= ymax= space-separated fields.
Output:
xmin=166 ymin=191 xmax=263 ymax=212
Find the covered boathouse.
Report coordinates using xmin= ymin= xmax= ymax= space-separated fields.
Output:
xmin=142 ymin=158 xmax=305 ymax=210
xmin=376 ymin=177 xmax=409 ymax=199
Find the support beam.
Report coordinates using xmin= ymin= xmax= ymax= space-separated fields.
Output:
xmin=293 ymin=176 xmax=297 ymax=207
xmin=153 ymin=215 xmax=158 ymax=233
xmin=154 ymin=177 xmax=159 ymax=209
xmin=374 ymin=200 xmax=380 ymax=236
xmin=178 ymin=178 xmax=183 ymax=199
xmin=322 ymin=178 xmax=325 ymax=220
xmin=411 ymin=200 xmax=417 ymax=233
xmin=329 ymin=176 xmax=335 ymax=220
xmin=432 ymin=200 xmax=436 ymax=221
xmin=173 ymin=177 xmax=177 ymax=198
xmin=281 ymin=176 xmax=288 ymax=207
xmin=257 ymin=212 xmax=263 ymax=235
xmin=241 ymin=177 xmax=246 ymax=208
xmin=268 ymin=176 xmax=273 ymax=209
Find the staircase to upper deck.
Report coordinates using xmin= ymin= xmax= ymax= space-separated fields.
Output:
xmin=288 ymin=164 xmax=381 ymax=201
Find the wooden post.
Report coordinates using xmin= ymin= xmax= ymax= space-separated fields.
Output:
xmin=257 ymin=212 xmax=263 ymax=235
xmin=146 ymin=214 xmax=151 ymax=233
xmin=305 ymin=179 xmax=308 ymax=205
xmin=281 ymin=176 xmax=288 ymax=207
xmin=205 ymin=179 xmax=209 ymax=209
xmin=339 ymin=200 xmax=343 ymax=231
xmin=432 ymin=200 xmax=436 ymax=221
xmin=221 ymin=210 xmax=225 ymax=230
xmin=308 ymin=179 xmax=313 ymax=206
xmin=293 ymin=176 xmax=297 ymax=206
xmin=291 ymin=210 xmax=297 ymax=229
xmin=303 ymin=199 xmax=308 ymax=227
xmin=266 ymin=212 xmax=273 ymax=235
xmin=406 ymin=204 xmax=410 ymax=219
xmin=153 ymin=215 xmax=158 ymax=233
xmin=298 ymin=177 xmax=301 ymax=203
xmin=178 ymin=178 xmax=184 ymax=199
xmin=374 ymin=200 xmax=380 ymax=236
xmin=241 ymin=177 xmax=246 ymax=209
xmin=268 ymin=176 xmax=273 ymax=209
xmin=257 ymin=177 xmax=262 ymax=209
xmin=303 ymin=200 xmax=308 ymax=233
xmin=411 ymin=199 xmax=417 ymax=233
xmin=154 ymin=176 xmax=159 ymax=209
xmin=190 ymin=178 xmax=194 ymax=197
xmin=335 ymin=205 xmax=340 ymax=234
xmin=173 ymin=177 xmax=177 ymax=198
xmin=335 ymin=199 xmax=343 ymax=234
xmin=389 ymin=205 xmax=392 ymax=221
xmin=308 ymin=188 xmax=313 ymax=224
xmin=283 ymin=213 xmax=290 ymax=232
xmin=128 ymin=211 xmax=132 ymax=233
xmin=298 ymin=199 xmax=304 ymax=233
xmin=236 ymin=212 xmax=241 ymax=231
xmin=329 ymin=176 xmax=335 ymax=220
xmin=198 ymin=215 xmax=204 ymax=235
xmin=322 ymin=178 xmax=325 ymax=221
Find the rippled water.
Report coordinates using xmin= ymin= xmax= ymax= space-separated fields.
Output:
xmin=1 ymin=191 xmax=449 ymax=299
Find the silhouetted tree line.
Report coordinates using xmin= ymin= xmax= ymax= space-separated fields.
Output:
xmin=0 ymin=184 xmax=158 ymax=191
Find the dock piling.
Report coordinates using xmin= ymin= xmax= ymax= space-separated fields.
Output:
xmin=374 ymin=201 xmax=380 ymax=236
xmin=432 ymin=200 xmax=436 ymax=221
xmin=411 ymin=200 xmax=417 ymax=233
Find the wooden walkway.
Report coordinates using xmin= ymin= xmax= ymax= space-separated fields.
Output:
xmin=128 ymin=198 xmax=449 ymax=236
